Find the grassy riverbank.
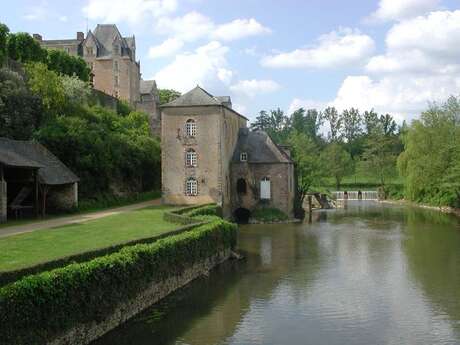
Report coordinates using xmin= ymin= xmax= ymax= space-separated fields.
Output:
xmin=0 ymin=205 xmax=179 ymax=272
xmin=0 ymin=204 xmax=236 ymax=345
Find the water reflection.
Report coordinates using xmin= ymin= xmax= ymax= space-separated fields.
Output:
xmin=93 ymin=202 xmax=460 ymax=345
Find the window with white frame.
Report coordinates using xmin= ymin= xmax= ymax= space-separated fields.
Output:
xmin=113 ymin=60 xmax=119 ymax=71
xmin=240 ymin=152 xmax=248 ymax=162
xmin=185 ymin=119 xmax=196 ymax=137
xmin=185 ymin=149 xmax=197 ymax=167
xmin=186 ymin=178 xmax=198 ymax=196
xmin=114 ymin=75 xmax=119 ymax=87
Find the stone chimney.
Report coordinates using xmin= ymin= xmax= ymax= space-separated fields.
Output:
xmin=77 ymin=32 xmax=84 ymax=41
xmin=33 ymin=33 xmax=42 ymax=41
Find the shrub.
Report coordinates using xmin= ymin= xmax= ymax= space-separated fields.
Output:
xmin=0 ymin=218 xmax=237 ymax=345
xmin=252 ymin=207 xmax=288 ymax=222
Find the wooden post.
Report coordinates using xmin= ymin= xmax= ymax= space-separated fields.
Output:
xmin=34 ymin=170 xmax=39 ymax=218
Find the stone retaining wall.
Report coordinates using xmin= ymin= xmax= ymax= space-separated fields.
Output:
xmin=49 ymin=249 xmax=230 ymax=345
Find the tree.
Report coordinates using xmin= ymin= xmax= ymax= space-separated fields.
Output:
xmin=323 ymin=106 xmax=342 ymax=142
xmin=0 ymin=23 xmax=9 ymax=65
xmin=25 ymin=62 xmax=65 ymax=118
xmin=46 ymin=49 xmax=90 ymax=81
xmin=0 ymin=68 xmax=42 ymax=139
xmin=321 ymin=143 xmax=353 ymax=190
xmin=287 ymin=131 xmax=322 ymax=211
xmin=158 ymin=89 xmax=181 ymax=105
xmin=380 ymin=113 xmax=397 ymax=136
xmin=342 ymin=108 xmax=362 ymax=142
xmin=360 ymin=133 xmax=398 ymax=192
xmin=398 ymin=96 xmax=460 ymax=207
xmin=61 ymin=73 xmax=91 ymax=109
xmin=251 ymin=110 xmax=271 ymax=131
xmin=363 ymin=110 xmax=379 ymax=135
xmin=7 ymin=32 xmax=46 ymax=63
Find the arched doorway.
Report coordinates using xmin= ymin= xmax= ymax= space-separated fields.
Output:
xmin=233 ymin=208 xmax=251 ymax=224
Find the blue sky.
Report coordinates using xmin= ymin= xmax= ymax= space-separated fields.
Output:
xmin=2 ymin=0 xmax=460 ymax=122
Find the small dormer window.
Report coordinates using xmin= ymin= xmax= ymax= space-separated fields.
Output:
xmin=240 ymin=152 xmax=248 ymax=162
xmin=114 ymin=44 xmax=120 ymax=55
xmin=86 ymin=47 xmax=93 ymax=56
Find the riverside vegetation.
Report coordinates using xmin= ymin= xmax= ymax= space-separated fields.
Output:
xmin=0 ymin=204 xmax=237 ymax=345
xmin=251 ymin=97 xmax=460 ymax=211
xmin=0 ymin=22 xmax=171 ymax=204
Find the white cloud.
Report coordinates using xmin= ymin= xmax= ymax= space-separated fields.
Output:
xmin=368 ymin=0 xmax=440 ymax=22
xmin=212 ymin=18 xmax=271 ymax=41
xmin=155 ymin=11 xmax=214 ymax=42
xmin=288 ymin=98 xmax=328 ymax=114
xmin=59 ymin=16 xmax=68 ymax=22
xmin=331 ymin=75 xmax=460 ymax=122
xmin=230 ymin=79 xmax=280 ymax=98
xmin=153 ymin=41 xmax=233 ymax=92
xmin=386 ymin=10 xmax=460 ymax=56
xmin=261 ymin=28 xmax=375 ymax=69
xmin=24 ymin=1 xmax=68 ymax=22
xmin=155 ymin=11 xmax=270 ymax=42
xmin=83 ymin=0 xmax=177 ymax=24
xmin=290 ymin=9 xmax=460 ymax=123
xmin=148 ymin=38 xmax=184 ymax=59
xmin=366 ymin=11 xmax=460 ymax=75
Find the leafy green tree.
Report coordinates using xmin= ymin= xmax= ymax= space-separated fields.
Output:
xmin=159 ymin=88 xmax=181 ymax=105
xmin=363 ymin=110 xmax=379 ymax=135
xmin=360 ymin=133 xmax=398 ymax=192
xmin=251 ymin=110 xmax=271 ymax=131
xmin=287 ymin=131 xmax=322 ymax=209
xmin=25 ymin=62 xmax=65 ymax=118
xmin=0 ymin=23 xmax=9 ymax=65
xmin=342 ymin=108 xmax=362 ymax=142
xmin=46 ymin=49 xmax=90 ymax=81
xmin=7 ymin=32 xmax=46 ymax=63
xmin=398 ymin=96 xmax=460 ymax=207
xmin=380 ymin=113 xmax=397 ymax=136
xmin=61 ymin=74 xmax=91 ymax=109
xmin=321 ymin=143 xmax=353 ymax=190
xmin=0 ymin=68 xmax=42 ymax=139
xmin=323 ymin=106 xmax=342 ymax=142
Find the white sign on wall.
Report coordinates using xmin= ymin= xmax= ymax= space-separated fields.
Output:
xmin=260 ymin=178 xmax=271 ymax=199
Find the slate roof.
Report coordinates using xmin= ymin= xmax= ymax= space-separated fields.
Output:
xmin=140 ymin=80 xmax=156 ymax=94
xmin=88 ymin=24 xmax=134 ymax=59
xmin=162 ymin=86 xmax=222 ymax=107
xmin=41 ymin=39 xmax=81 ymax=45
xmin=0 ymin=138 xmax=79 ymax=185
xmin=232 ymin=129 xmax=293 ymax=164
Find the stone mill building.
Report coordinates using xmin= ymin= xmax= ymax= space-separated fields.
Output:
xmin=161 ymin=86 xmax=295 ymax=219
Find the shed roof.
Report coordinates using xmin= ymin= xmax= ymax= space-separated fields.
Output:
xmin=0 ymin=138 xmax=79 ymax=185
xmin=232 ymin=129 xmax=293 ymax=164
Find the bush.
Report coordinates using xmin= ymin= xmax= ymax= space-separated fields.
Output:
xmin=0 ymin=218 xmax=237 ymax=345
xmin=252 ymin=207 xmax=288 ymax=222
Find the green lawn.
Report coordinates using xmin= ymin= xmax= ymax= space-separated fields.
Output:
xmin=0 ymin=205 xmax=179 ymax=272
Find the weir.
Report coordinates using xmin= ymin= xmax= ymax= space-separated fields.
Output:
xmin=332 ymin=191 xmax=379 ymax=201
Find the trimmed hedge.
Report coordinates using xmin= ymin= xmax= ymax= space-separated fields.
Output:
xmin=162 ymin=204 xmax=221 ymax=225
xmin=0 ymin=218 xmax=237 ymax=345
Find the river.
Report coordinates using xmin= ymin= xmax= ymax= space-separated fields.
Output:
xmin=93 ymin=201 xmax=460 ymax=345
